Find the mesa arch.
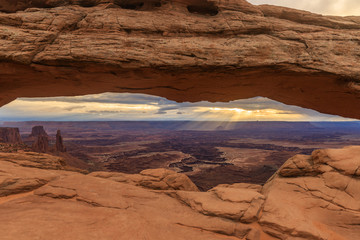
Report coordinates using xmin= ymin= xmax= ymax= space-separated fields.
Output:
xmin=0 ymin=0 xmax=359 ymax=119
xmin=1 ymin=2 xmax=360 ymax=239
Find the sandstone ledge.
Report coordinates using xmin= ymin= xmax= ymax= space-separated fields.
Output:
xmin=0 ymin=146 xmax=360 ymax=239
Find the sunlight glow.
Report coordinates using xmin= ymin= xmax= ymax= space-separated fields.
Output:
xmin=192 ymin=107 xmax=304 ymax=121
xmin=0 ymin=93 xmax=355 ymax=122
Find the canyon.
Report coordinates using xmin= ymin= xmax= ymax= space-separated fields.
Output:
xmin=0 ymin=0 xmax=360 ymax=239
xmin=3 ymin=121 xmax=360 ymax=191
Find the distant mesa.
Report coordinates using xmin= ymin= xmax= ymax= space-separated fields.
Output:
xmin=29 ymin=126 xmax=66 ymax=153
xmin=0 ymin=127 xmax=22 ymax=144
xmin=29 ymin=126 xmax=48 ymax=138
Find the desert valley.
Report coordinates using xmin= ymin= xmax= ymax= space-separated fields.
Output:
xmin=1 ymin=120 xmax=360 ymax=239
xmin=1 ymin=0 xmax=360 ymax=239
xmin=2 ymin=121 xmax=360 ymax=191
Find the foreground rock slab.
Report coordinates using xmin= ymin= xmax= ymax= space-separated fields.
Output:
xmin=90 ymin=168 xmax=199 ymax=191
xmin=1 ymin=146 xmax=360 ymax=239
xmin=260 ymin=146 xmax=360 ymax=240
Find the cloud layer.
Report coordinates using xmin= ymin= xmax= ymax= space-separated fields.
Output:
xmin=248 ymin=0 xmax=360 ymax=16
xmin=0 ymin=93 xmax=354 ymax=122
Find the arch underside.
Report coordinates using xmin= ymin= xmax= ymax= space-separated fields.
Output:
xmin=1 ymin=62 xmax=359 ymax=119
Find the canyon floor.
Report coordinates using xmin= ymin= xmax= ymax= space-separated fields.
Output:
xmin=3 ymin=121 xmax=360 ymax=190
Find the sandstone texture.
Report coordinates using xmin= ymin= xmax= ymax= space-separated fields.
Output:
xmin=0 ymin=0 xmax=359 ymax=119
xmin=90 ymin=168 xmax=199 ymax=191
xmin=0 ymin=146 xmax=360 ymax=239
xmin=260 ymin=146 xmax=360 ymax=240
xmin=0 ymin=127 xmax=22 ymax=144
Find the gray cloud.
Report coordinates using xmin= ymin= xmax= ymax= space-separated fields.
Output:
xmin=155 ymin=111 xmax=167 ymax=115
xmin=64 ymin=106 xmax=85 ymax=111
xmin=1 ymin=93 xmax=356 ymax=121
xmin=87 ymin=110 xmax=123 ymax=114
xmin=19 ymin=93 xmax=295 ymax=113
xmin=21 ymin=93 xmax=163 ymax=105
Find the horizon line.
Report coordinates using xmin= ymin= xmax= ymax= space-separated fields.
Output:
xmin=1 ymin=120 xmax=360 ymax=123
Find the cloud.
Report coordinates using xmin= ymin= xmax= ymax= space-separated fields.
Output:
xmin=155 ymin=111 xmax=167 ymax=115
xmin=87 ymin=110 xmax=124 ymax=114
xmin=64 ymin=106 xmax=85 ymax=111
xmin=0 ymin=93 xmax=355 ymax=122
xmin=248 ymin=0 xmax=360 ymax=16
xmin=22 ymin=92 xmax=163 ymax=105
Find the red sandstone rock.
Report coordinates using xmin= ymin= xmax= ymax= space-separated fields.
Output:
xmin=0 ymin=0 xmax=359 ymax=238
xmin=90 ymin=168 xmax=199 ymax=191
xmin=0 ymin=127 xmax=22 ymax=144
xmin=55 ymin=130 xmax=66 ymax=152
xmin=0 ymin=146 xmax=360 ymax=239
xmin=29 ymin=126 xmax=48 ymax=138
xmin=32 ymin=135 xmax=49 ymax=153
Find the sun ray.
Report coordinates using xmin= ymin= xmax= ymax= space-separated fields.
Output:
xmin=0 ymin=93 xmax=355 ymax=122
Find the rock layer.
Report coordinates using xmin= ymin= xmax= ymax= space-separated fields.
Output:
xmin=0 ymin=146 xmax=360 ymax=239
xmin=0 ymin=0 xmax=359 ymax=118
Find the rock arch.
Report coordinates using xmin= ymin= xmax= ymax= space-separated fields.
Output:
xmin=0 ymin=0 xmax=359 ymax=119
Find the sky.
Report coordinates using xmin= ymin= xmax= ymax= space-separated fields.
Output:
xmin=0 ymin=93 xmax=355 ymax=122
xmin=248 ymin=0 xmax=360 ymax=16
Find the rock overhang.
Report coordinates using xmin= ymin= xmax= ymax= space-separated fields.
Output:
xmin=0 ymin=0 xmax=359 ymax=119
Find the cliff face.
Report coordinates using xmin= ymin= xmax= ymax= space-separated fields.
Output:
xmin=0 ymin=127 xmax=22 ymax=144
xmin=0 ymin=146 xmax=359 ymax=239
xmin=32 ymin=135 xmax=49 ymax=153
xmin=29 ymin=126 xmax=49 ymax=153
xmin=55 ymin=130 xmax=66 ymax=152
xmin=0 ymin=0 xmax=359 ymax=119
xmin=29 ymin=126 xmax=48 ymax=138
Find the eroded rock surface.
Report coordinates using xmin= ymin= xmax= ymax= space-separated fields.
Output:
xmin=0 ymin=146 xmax=360 ymax=239
xmin=170 ymin=183 xmax=265 ymax=223
xmin=90 ymin=168 xmax=199 ymax=191
xmin=0 ymin=0 xmax=359 ymax=119
xmin=260 ymin=146 xmax=360 ymax=240
xmin=0 ymin=151 xmax=260 ymax=240
xmin=0 ymin=152 xmax=70 ymax=197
